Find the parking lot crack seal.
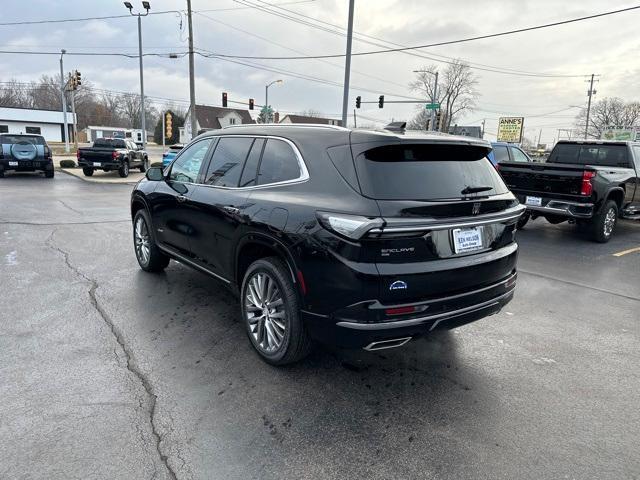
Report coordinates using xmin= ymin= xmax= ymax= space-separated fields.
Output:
xmin=45 ymin=229 xmax=179 ymax=480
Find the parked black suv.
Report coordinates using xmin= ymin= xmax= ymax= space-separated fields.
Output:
xmin=0 ymin=133 xmax=54 ymax=178
xmin=131 ymin=125 xmax=524 ymax=364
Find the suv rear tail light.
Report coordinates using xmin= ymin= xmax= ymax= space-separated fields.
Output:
xmin=316 ymin=212 xmax=384 ymax=240
xmin=581 ymin=170 xmax=596 ymax=196
xmin=76 ymin=150 xmax=81 ymax=160
xmin=44 ymin=145 xmax=52 ymax=158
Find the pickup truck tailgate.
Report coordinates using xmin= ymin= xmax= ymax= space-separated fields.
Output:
xmin=499 ymin=162 xmax=586 ymax=196
xmin=79 ymin=148 xmax=115 ymax=161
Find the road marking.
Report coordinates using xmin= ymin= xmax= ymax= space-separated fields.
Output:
xmin=612 ymin=246 xmax=640 ymax=257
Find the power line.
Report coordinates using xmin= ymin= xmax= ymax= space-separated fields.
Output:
xmin=195 ymin=4 xmax=640 ymax=64
xmin=245 ymin=0 xmax=587 ymax=78
xmin=0 ymin=10 xmax=180 ymax=26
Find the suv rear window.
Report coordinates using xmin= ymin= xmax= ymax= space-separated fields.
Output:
xmin=1 ymin=134 xmax=45 ymax=145
xmin=94 ymin=138 xmax=126 ymax=148
xmin=548 ymin=143 xmax=629 ymax=167
xmin=355 ymin=144 xmax=507 ymax=200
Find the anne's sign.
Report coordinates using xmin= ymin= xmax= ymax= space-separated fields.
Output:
xmin=497 ymin=117 xmax=524 ymax=143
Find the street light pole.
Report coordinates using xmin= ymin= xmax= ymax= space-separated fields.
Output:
xmin=59 ymin=49 xmax=69 ymax=153
xmin=341 ymin=0 xmax=355 ymax=127
xmin=584 ymin=73 xmax=597 ymax=139
xmin=265 ymin=79 xmax=283 ymax=123
xmin=125 ymin=2 xmax=150 ymax=149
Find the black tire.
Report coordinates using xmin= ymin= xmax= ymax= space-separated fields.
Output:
xmin=82 ymin=167 xmax=94 ymax=177
xmin=133 ymin=209 xmax=170 ymax=272
xmin=118 ymin=160 xmax=130 ymax=178
xmin=139 ymin=156 xmax=148 ymax=173
xmin=590 ymin=200 xmax=618 ymax=243
xmin=45 ymin=170 xmax=54 ymax=178
xmin=516 ymin=211 xmax=530 ymax=230
xmin=241 ymin=257 xmax=312 ymax=365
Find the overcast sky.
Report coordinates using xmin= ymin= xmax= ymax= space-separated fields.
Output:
xmin=1 ymin=0 xmax=639 ymax=144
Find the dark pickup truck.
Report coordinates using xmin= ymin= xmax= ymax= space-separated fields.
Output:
xmin=499 ymin=140 xmax=640 ymax=242
xmin=77 ymin=138 xmax=148 ymax=178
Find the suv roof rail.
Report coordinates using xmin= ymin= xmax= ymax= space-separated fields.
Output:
xmin=222 ymin=123 xmax=348 ymax=131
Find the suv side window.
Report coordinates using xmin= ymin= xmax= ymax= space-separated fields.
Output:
xmin=493 ymin=145 xmax=509 ymax=163
xmin=168 ymin=139 xmax=213 ymax=183
xmin=257 ymin=139 xmax=301 ymax=185
xmin=204 ymin=137 xmax=254 ymax=187
xmin=510 ymin=147 xmax=529 ymax=162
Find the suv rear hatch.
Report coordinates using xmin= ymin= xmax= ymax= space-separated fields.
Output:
xmin=349 ymin=137 xmax=521 ymax=305
xmin=1 ymin=134 xmax=46 ymax=163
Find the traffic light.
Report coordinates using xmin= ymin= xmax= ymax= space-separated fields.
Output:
xmin=222 ymin=92 xmax=228 ymax=108
xmin=434 ymin=110 xmax=442 ymax=131
xmin=378 ymin=95 xmax=384 ymax=108
xmin=75 ymin=70 xmax=81 ymax=87
xmin=165 ymin=111 xmax=173 ymax=139
xmin=355 ymin=96 xmax=361 ymax=108
xmin=249 ymin=98 xmax=254 ymax=110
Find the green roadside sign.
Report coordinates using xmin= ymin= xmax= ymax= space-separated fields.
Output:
xmin=425 ymin=103 xmax=440 ymax=110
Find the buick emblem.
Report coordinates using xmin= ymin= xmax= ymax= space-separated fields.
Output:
xmin=472 ymin=202 xmax=481 ymax=215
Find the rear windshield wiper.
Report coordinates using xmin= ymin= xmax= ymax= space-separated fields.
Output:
xmin=461 ymin=185 xmax=493 ymax=195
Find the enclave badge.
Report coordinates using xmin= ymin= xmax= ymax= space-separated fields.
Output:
xmin=389 ymin=280 xmax=408 ymax=291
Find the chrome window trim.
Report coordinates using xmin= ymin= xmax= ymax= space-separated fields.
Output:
xmin=199 ymin=134 xmax=310 ymax=191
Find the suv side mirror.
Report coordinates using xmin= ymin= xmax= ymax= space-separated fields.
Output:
xmin=146 ymin=166 xmax=164 ymax=181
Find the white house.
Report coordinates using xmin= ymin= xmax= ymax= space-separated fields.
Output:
xmin=0 ymin=106 xmax=76 ymax=142
xmin=181 ymin=105 xmax=254 ymax=143
xmin=83 ymin=126 xmax=150 ymax=144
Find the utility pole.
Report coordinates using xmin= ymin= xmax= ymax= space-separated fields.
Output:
xmin=186 ymin=0 xmax=197 ymax=141
xmin=353 ymin=109 xmax=357 ymax=128
xmin=537 ymin=129 xmax=542 ymax=147
xmin=341 ymin=0 xmax=355 ymax=127
xmin=431 ymin=71 xmax=438 ymax=132
xmin=481 ymin=119 xmax=486 ymax=139
xmin=59 ymin=49 xmax=69 ymax=153
xmin=162 ymin=112 xmax=165 ymax=148
xmin=585 ymin=73 xmax=597 ymax=139
xmin=125 ymin=2 xmax=150 ymax=149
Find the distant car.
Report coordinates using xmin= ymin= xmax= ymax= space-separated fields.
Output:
xmin=0 ymin=133 xmax=54 ymax=178
xmin=77 ymin=138 xmax=148 ymax=178
xmin=487 ymin=142 xmax=533 ymax=167
xmin=162 ymin=144 xmax=183 ymax=167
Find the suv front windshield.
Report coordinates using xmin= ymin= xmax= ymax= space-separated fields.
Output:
xmin=354 ymin=143 xmax=508 ymax=201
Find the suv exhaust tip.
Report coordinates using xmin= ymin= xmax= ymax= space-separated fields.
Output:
xmin=363 ymin=337 xmax=412 ymax=351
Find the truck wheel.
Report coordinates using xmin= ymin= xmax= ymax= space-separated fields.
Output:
xmin=82 ymin=167 xmax=94 ymax=177
xmin=591 ymin=200 xmax=618 ymax=243
xmin=133 ymin=209 xmax=170 ymax=272
xmin=118 ymin=161 xmax=130 ymax=178
xmin=516 ymin=212 xmax=530 ymax=230
xmin=241 ymin=257 xmax=312 ymax=365
xmin=139 ymin=157 xmax=148 ymax=173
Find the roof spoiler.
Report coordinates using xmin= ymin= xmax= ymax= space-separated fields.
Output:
xmin=384 ymin=121 xmax=406 ymax=133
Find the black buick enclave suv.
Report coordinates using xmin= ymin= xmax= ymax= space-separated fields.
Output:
xmin=131 ymin=124 xmax=524 ymax=365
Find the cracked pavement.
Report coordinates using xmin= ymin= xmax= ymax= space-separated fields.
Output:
xmin=1 ymin=172 xmax=639 ymax=479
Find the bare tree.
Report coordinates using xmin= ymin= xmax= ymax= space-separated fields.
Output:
xmin=575 ymin=97 xmax=640 ymax=138
xmin=409 ymin=60 xmax=479 ymax=131
xmin=0 ymin=79 xmax=29 ymax=107
xmin=300 ymin=109 xmax=323 ymax=118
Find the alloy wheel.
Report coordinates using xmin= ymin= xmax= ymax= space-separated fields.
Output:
xmin=604 ymin=207 xmax=616 ymax=237
xmin=245 ymin=272 xmax=287 ymax=353
xmin=134 ymin=216 xmax=150 ymax=265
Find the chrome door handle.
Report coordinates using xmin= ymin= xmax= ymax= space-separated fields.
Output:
xmin=176 ymin=195 xmax=188 ymax=203
xmin=223 ymin=205 xmax=240 ymax=214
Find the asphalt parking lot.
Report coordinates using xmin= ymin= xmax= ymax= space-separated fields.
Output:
xmin=1 ymin=172 xmax=639 ymax=480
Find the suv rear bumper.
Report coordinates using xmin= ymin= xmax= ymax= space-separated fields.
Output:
xmin=0 ymin=158 xmax=53 ymax=173
xmin=302 ymin=271 xmax=516 ymax=349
